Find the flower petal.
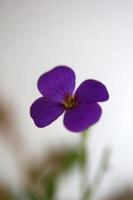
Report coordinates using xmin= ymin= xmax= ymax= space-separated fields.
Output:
xmin=75 ymin=80 xmax=109 ymax=103
xmin=38 ymin=66 xmax=76 ymax=103
xmin=30 ymin=97 xmax=64 ymax=128
xmin=63 ymin=103 xmax=102 ymax=132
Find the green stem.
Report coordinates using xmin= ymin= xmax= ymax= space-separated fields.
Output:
xmin=90 ymin=149 xmax=111 ymax=197
xmin=83 ymin=148 xmax=111 ymax=200
xmin=79 ymin=130 xmax=89 ymax=200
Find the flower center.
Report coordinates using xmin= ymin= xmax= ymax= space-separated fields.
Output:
xmin=63 ymin=96 xmax=77 ymax=109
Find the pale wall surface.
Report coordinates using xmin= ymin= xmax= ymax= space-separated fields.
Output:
xmin=0 ymin=0 xmax=133 ymax=199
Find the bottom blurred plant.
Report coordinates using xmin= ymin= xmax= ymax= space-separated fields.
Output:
xmin=104 ymin=189 xmax=133 ymax=200
xmin=25 ymin=147 xmax=80 ymax=200
xmin=0 ymin=130 xmax=111 ymax=200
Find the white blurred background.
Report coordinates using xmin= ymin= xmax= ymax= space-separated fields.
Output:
xmin=0 ymin=0 xmax=133 ymax=199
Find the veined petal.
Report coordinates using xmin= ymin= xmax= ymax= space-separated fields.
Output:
xmin=75 ymin=80 xmax=109 ymax=103
xmin=38 ymin=66 xmax=76 ymax=103
xmin=63 ymin=103 xmax=102 ymax=132
xmin=30 ymin=97 xmax=64 ymax=128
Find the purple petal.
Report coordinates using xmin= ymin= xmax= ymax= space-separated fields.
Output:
xmin=63 ymin=103 xmax=102 ymax=132
xmin=30 ymin=97 xmax=64 ymax=128
xmin=38 ymin=66 xmax=76 ymax=103
xmin=75 ymin=80 xmax=109 ymax=103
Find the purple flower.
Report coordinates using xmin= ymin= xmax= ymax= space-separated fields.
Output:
xmin=30 ymin=66 xmax=109 ymax=132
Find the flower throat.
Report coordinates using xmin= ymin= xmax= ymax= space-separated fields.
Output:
xmin=63 ymin=96 xmax=77 ymax=109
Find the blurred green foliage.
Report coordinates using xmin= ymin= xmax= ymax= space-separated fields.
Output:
xmin=0 ymin=134 xmax=110 ymax=200
xmin=25 ymin=147 xmax=81 ymax=200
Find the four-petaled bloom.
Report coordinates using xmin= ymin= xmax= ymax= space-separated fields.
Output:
xmin=30 ymin=66 xmax=109 ymax=132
